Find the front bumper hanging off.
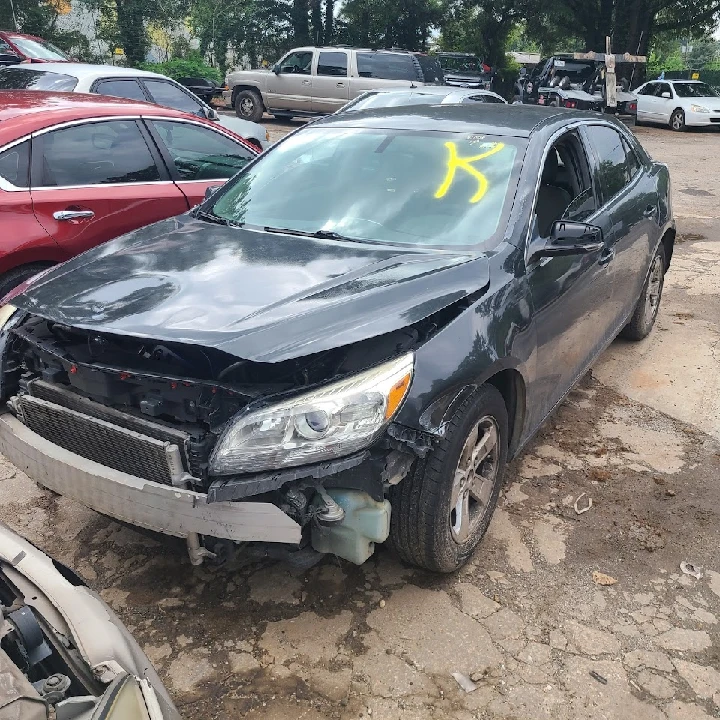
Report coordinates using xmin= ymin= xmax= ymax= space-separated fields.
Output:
xmin=0 ymin=412 xmax=302 ymax=557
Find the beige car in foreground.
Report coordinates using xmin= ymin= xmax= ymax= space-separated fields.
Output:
xmin=225 ymin=46 xmax=444 ymax=121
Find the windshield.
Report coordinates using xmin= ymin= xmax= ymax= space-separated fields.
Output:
xmin=552 ymin=59 xmax=595 ymax=80
xmin=345 ymin=92 xmax=446 ymax=112
xmin=674 ymin=82 xmax=717 ymax=98
xmin=439 ymin=55 xmax=484 ymax=76
xmin=0 ymin=68 xmax=77 ymax=91
xmin=6 ymin=36 xmax=70 ymax=61
xmin=211 ymin=127 xmax=524 ymax=250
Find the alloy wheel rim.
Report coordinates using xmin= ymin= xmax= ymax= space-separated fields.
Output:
xmin=672 ymin=113 xmax=683 ymax=130
xmin=645 ymin=255 xmax=663 ymax=322
xmin=450 ymin=416 xmax=500 ymax=544
xmin=240 ymin=98 xmax=254 ymax=115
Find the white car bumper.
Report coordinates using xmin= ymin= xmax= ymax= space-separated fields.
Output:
xmin=0 ymin=412 xmax=301 ymax=545
xmin=685 ymin=109 xmax=720 ymax=126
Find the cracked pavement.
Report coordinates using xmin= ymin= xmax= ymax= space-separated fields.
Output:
xmin=1 ymin=124 xmax=720 ymax=720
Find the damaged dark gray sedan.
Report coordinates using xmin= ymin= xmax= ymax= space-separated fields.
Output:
xmin=0 ymin=105 xmax=674 ymax=572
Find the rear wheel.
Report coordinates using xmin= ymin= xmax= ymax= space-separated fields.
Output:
xmin=621 ymin=245 xmax=666 ymax=340
xmin=0 ymin=263 xmax=53 ymax=301
xmin=234 ymin=89 xmax=264 ymax=122
xmin=670 ymin=108 xmax=686 ymax=131
xmin=389 ymin=385 xmax=508 ymax=572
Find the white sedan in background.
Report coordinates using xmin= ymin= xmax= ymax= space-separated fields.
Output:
xmin=635 ymin=79 xmax=720 ymax=130
xmin=0 ymin=63 xmax=270 ymax=148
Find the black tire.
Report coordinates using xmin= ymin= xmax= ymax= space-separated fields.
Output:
xmin=670 ymin=108 xmax=685 ymax=131
xmin=620 ymin=244 xmax=666 ymax=341
xmin=389 ymin=384 xmax=508 ymax=572
xmin=234 ymin=89 xmax=264 ymax=122
xmin=0 ymin=263 xmax=53 ymax=300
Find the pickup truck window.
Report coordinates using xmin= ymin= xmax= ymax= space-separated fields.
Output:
xmin=357 ymin=53 xmax=417 ymax=81
xmin=280 ymin=51 xmax=313 ymax=75
xmin=318 ymin=51 xmax=348 ymax=77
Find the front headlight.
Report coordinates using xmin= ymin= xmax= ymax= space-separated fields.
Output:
xmin=690 ymin=104 xmax=710 ymax=113
xmin=210 ymin=353 xmax=414 ymax=475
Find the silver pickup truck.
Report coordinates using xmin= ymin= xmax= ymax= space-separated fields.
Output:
xmin=225 ymin=46 xmax=444 ymax=121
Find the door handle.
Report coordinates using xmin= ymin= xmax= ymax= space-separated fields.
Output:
xmin=53 ymin=209 xmax=95 ymax=221
xmin=301 ymin=79 xmax=310 ymax=85
xmin=336 ymin=82 xmax=345 ymax=88
xmin=598 ymin=247 xmax=615 ymax=266
xmin=643 ymin=205 xmax=657 ymax=217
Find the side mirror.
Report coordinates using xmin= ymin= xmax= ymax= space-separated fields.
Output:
xmin=205 ymin=107 xmax=220 ymax=121
xmin=204 ymin=184 xmax=222 ymax=201
xmin=273 ymin=64 xmax=281 ymax=75
xmin=661 ymin=91 xmax=671 ymax=99
xmin=529 ymin=221 xmax=603 ymax=263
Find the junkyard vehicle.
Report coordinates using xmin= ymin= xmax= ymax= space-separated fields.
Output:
xmin=0 ymin=64 xmax=270 ymax=149
xmin=520 ymin=53 xmax=641 ymax=122
xmin=0 ymin=31 xmax=70 ymax=65
xmin=635 ymin=79 xmax=720 ymax=130
xmin=0 ymin=104 xmax=674 ymax=572
xmin=0 ymin=91 xmax=257 ymax=297
xmin=177 ymin=76 xmax=225 ymax=104
xmin=0 ymin=522 xmax=181 ymax=719
xmin=436 ymin=52 xmax=493 ymax=90
xmin=225 ymin=47 xmax=443 ymax=121
xmin=337 ymin=86 xmax=506 ymax=113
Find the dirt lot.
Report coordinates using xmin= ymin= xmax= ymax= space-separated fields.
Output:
xmin=1 ymin=123 xmax=720 ymax=720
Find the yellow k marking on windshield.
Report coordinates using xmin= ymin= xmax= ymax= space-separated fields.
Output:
xmin=434 ymin=141 xmax=506 ymax=203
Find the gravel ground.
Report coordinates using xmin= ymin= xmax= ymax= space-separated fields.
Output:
xmin=1 ymin=121 xmax=720 ymax=720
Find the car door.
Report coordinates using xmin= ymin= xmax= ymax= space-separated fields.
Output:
xmin=266 ymin=50 xmax=314 ymax=111
xmin=635 ymin=82 xmax=658 ymax=122
xmin=29 ymin=118 xmax=188 ymax=256
xmin=144 ymin=118 xmax=256 ymax=207
xmin=582 ymin=123 xmax=659 ymax=329
xmin=140 ymin=78 xmax=209 ymax=117
xmin=0 ymin=139 xmax=63 ymax=275
xmin=311 ymin=50 xmax=350 ymax=113
xmin=524 ymin=127 xmax=618 ymax=423
xmin=653 ymin=82 xmax=675 ymax=123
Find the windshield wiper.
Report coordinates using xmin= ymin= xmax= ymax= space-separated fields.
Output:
xmin=263 ymin=226 xmax=358 ymax=242
xmin=195 ymin=209 xmax=245 ymax=228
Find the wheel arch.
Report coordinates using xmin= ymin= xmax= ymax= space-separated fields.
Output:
xmin=660 ymin=227 xmax=675 ymax=270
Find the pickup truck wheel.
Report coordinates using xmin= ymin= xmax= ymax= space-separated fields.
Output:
xmin=670 ymin=108 xmax=686 ymax=131
xmin=389 ymin=385 xmax=508 ymax=572
xmin=620 ymin=245 xmax=666 ymax=340
xmin=235 ymin=90 xmax=263 ymax=122
xmin=0 ymin=262 xmax=53 ymax=300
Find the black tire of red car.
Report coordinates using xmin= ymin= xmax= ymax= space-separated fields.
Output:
xmin=0 ymin=263 xmax=53 ymax=301
xmin=235 ymin=89 xmax=264 ymax=123
xmin=620 ymin=244 xmax=666 ymax=341
xmin=389 ymin=384 xmax=508 ymax=573
xmin=670 ymin=108 xmax=686 ymax=131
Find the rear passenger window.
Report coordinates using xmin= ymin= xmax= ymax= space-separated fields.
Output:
xmin=95 ymin=79 xmax=147 ymax=102
xmin=0 ymin=140 xmax=29 ymax=187
xmin=356 ymin=53 xmax=419 ymax=81
xmin=143 ymin=79 xmax=204 ymax=115
xmin=584 ymin=125 xmax=636 ymax=200
xmin=37 ymin=121 xmax=161 ymax=187
xmin=317 ymin=52 xmax=347 ymax=77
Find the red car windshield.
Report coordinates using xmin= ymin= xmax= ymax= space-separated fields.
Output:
xmin=6 ymin=35 xmax=70 ymax=61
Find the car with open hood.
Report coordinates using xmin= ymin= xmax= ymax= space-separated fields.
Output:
xmin=0 ymin=522 xmax=180 ymax=719
xmin=0 ymin=104 xmax=674 ymax=572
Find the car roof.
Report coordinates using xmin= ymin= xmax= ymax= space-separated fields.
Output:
xmin=1 ymin=62 xmax=165 ymax=81
xmin=319 ymin=103 xmax=593 ymax=138
xmin=0 ymin=90 xmax=210 ymax=140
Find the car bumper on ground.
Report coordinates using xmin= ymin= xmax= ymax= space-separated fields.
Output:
xmin=0 ymin=412 xmax=301 ymax=556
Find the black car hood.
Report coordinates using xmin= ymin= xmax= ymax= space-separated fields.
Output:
xmin=13 ymin=216 xmax=490 ymax=363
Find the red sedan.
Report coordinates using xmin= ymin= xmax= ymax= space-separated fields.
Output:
xmin=0 ymin=31 xmax=71 ymax=64
xmin=0 ymin=91 xmax=258 ymax=296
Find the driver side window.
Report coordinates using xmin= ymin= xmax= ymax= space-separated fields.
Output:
xmin=535 ymin=131 xmax=596 ymax=238
xmin=280 ymin=51 xmax=313 ymax=75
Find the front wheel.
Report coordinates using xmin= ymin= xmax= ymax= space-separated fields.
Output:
xmin=670 ymin=108 xmax=686 ymax=131
xmin=389 ymin=385 xmax=508 ymax=572
xmin=234 ymin=90 xmax=264 ymax=123
xmin=620 ymin=245 xmax=666 ymax=340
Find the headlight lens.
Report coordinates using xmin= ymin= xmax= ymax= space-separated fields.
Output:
xmin=209 ymin=353 xmax=414 ymax=475
xmin=690 ymin=104 xmax=710 ymax=113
